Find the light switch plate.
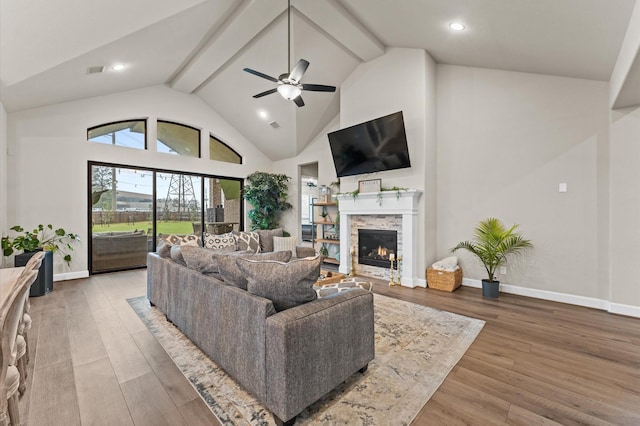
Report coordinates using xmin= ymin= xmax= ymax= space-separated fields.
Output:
xmin=559 ymin=182 xmax=568 ymax=193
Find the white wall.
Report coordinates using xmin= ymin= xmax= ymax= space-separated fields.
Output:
xmin=609 ymin=106 xmax=640 ymax=309
xmin=339 ymin=47 xmax=438 ymax=277
xmin=437 ymin=65 xmax=610 ymax=300
xmin=273 ymin=116 xmax=340 ymax=241
xmin=6 ymin=85 xmax=272 ymax=276
xmin=609 ymin=0 xmax=640 ymax=108
xmin=0 ymin=100 xmax=7 ymax=266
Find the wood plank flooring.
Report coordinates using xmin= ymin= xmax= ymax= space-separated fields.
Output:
xmin=17 ymin=270 xmax=640 ymax=425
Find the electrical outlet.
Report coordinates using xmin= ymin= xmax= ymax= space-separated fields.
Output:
xmin=499 ymin=266 xmax=507 ymax=275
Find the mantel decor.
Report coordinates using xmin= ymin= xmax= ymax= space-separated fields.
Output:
xmin=358 ymin=178 xmax=381 ymax=193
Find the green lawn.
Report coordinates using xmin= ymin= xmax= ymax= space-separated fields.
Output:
xmin=92 ymin=220 xmax=193 ymax=235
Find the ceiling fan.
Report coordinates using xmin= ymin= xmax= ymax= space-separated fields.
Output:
xmin=243 ymin=0 xmax=336 ymax=107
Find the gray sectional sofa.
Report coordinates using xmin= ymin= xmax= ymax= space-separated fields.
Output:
xmin=146 ymin=249 xmax=375 ymax=425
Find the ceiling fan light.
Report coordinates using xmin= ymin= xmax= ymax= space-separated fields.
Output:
xmin=277 ymin=84 xmax=301 ymax=100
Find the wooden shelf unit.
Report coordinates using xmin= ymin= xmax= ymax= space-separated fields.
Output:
xmin=311 ymin=200 xmax=340 ymax=263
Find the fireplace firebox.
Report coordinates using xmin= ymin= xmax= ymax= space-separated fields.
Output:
xmin=358 ymin=229 xmax=397 ymax=269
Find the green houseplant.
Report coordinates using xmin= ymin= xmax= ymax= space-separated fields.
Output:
xmin=243 ymin=172 xmax=293 ymax=230
xmin=451 ymin=217 xmax=532 ymax=298
xmin=2 ymin=224 xmax=80 ymax=265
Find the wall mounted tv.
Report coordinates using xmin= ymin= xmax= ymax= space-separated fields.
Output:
xmin=328 ymin=111 xmax=411 ymax=178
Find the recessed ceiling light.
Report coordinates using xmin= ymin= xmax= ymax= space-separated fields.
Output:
xmin=449 ymin=22 xmax=465 ymax=31
xmin=258 ymin=110 xmax=268 ymax=120
xmin=112 ymin=63 xmax=126 ymax=71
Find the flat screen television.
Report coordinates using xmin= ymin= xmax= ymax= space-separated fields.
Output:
xmin=328 ymin=111 xmax=411 ymax=177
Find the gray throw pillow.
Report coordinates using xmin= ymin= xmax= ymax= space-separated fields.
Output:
xmin=233 ymin=231 xmax=261 ymax=253
xmin=170 ymin=245 xmax=187 ymax=266
xmin=237 ymin=255 xmax=321 ymax=311
xmin=214 ymin=250 xmax=292 ymax=290
xmin=156 ymin=239 xmax=172 ymax=258
xmin=181 ymin=245 xmax=236 ymax=275
xmin=256 ymin=228 xmax=283 ymax=252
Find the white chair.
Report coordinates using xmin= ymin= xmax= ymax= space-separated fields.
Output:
xmin=1 ymin=269 xmax=37 ymax=426
xmin=20 ymin=251 xmax=45 ymax=365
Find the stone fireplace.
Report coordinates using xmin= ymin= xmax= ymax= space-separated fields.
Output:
xmin=337 ymin=189 xmax=423 ymax=287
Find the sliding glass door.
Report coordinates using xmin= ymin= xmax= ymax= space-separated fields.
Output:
xmin=90 ymin=164 xmax=153 ymax=273
xmin=89 ymin=162 xmax=243 ymax=274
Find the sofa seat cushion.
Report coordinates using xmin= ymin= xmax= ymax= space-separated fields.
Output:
xmin=215 ymin=250 xmax=293 ymax=289
xmin=256 ymin=228 xmax=283 ymax=252
xmin=237 ymin=255 xmax=321 ymax=311
xmin=203 ymin=231 xmax=236 ymax=250
xmin=181 ymin=245 xmax=237 ymax=275
xmin=233 ymin=231 xmax=261 ymax=253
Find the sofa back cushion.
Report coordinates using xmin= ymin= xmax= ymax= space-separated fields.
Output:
xmin=233 ymin=231 xmax=261 ymax=253
xmin=181 ymin=245 xmax=237 ymax=275
xmin=256 ymin=228 xmax=283 ymax=252
xmin=237 ymin=255 xmax=321 ymax=311
xmin=203 ymin=231 xmax=236 ymax=250
xmin=214 ymin=251 xmax=292 ymax=289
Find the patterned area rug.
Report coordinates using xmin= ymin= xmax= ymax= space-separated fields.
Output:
xmin=128 ymin=294 xmax=484 ymax=425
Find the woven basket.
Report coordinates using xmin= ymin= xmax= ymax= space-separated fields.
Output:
xmin=426 ymin=267 xmax=462 ymax=292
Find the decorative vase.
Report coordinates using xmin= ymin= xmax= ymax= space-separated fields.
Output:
xmin=481 ymin=279 xmax=499 ymax=298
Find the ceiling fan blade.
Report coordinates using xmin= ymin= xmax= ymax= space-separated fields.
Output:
xmin=289 ymin=59 xmax=309 ymax=83
xmin=253 ymin=88 xmax=278 ymax=98
xmin=293 ymin=95 xmax=305 ymax=107
xmin=243 ymin=68 xmax=279 ymax=83
xmin=301 ymin=84 xmax=336 ymax=92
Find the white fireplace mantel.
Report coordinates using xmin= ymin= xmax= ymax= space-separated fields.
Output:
xmin=336 ymin=189 xmax=423 ymax=287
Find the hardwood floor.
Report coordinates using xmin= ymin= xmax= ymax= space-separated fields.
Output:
xmin=20 ymin=270 xmax=217 ymax=426
xmin=18 ymin=270 xmax=640 ymax=425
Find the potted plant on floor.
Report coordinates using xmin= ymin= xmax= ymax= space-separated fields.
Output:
xmin=2 ymin=224 xmax=80 ymax=296
xmin=243 ymin=172 xmax=293 ymax=230
xmin=451 ymin=217 xmax=532 ymax=298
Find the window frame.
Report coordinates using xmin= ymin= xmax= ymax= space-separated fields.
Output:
xmin=87 ymin=160 xmax=244 ymax=275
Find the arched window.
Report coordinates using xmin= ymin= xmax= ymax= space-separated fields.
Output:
xmin=210 ymin=134 xmax=242 ymax=164
xmin=88 ymin=119 xmax=146 ymax=149
xmin=157 ymin=120 xmax=200 ymax=157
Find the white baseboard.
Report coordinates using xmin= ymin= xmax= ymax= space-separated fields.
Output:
xmin=462 ymin=278 xmax=640 ymax=318
xmin=54 ymin=270 xmax=89 ymax=282
xmin=399 ymin=277 xmax=427 ymax=288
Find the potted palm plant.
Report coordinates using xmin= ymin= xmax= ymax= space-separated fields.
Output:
xmin=451 ymin=217 xmax=532 ymax=298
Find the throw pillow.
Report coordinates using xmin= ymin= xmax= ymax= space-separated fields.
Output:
xmin=233 ymin=231 xmax=261 ymax=253
xmin=156 ymin=239 xmax=172 ymax=258
xmin=181 ymin=245 xmax=236 ymax=275
xmin=164 ymin=234 xmax=201 ymax=247
xmin=256 ymin=228 xmax=283 ymax=252
xmin=214 ymin=250 xmax=292 ymax=290
xmin=273 ymin=236 xmax=297 ymax=254
xmin=203 ymin=231 xmax=236 ymax=250
xmin=237 ymin=255 xmax=321 ymax=311
xmin=170 ymin=245 xmax=187 ymax=266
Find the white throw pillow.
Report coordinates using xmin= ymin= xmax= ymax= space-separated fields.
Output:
xmin=273 ymin=236 xmax=297 ymax=254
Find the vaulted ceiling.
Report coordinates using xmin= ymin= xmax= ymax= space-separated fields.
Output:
xmin=1 ymin=0 xmax=636 ymax=160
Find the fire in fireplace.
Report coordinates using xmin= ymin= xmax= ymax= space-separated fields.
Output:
xmin=358 ymin=229 xmax=398 ymax=269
